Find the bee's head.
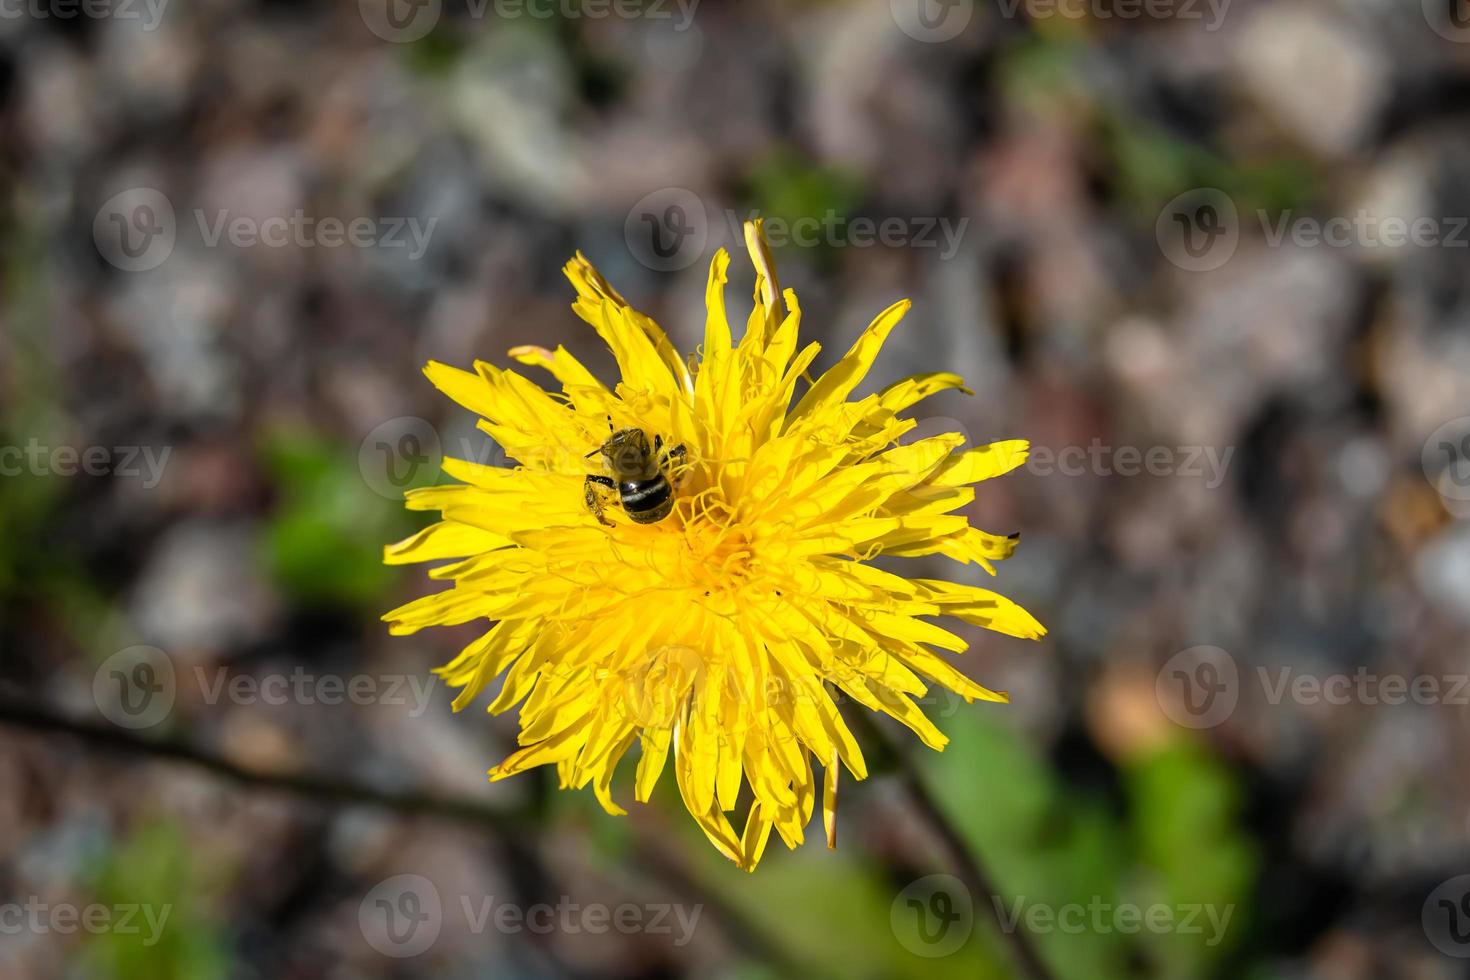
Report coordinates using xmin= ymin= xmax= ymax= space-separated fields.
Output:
xmin=596 ymin=427 xmax=653 ymax=477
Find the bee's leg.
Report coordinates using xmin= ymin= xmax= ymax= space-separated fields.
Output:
xmin=584 ymin=475 xmax=616 ymax=526
xmin=663 ymin=443 xmax=688 ymax=487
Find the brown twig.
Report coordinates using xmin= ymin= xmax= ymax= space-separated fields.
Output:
xmin=857 ymin=711 xmax=1058 ymax=980
xmin=0 ymin=695 xmax=826 ymax=980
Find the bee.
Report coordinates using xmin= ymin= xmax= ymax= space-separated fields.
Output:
xmin=584 ymin=418 xmax=687 ymax=526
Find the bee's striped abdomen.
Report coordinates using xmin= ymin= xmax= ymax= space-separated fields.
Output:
xmin=619 ymin=476 xmax=673 ymax=524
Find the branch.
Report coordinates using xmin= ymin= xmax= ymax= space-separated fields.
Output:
xmin=0 ymin=695 xmax=824 ymax=980
xmin=0 ymin=695 xmax=531 ymax=826
xmin=857 ymin=712 xmax=1058 ymax=980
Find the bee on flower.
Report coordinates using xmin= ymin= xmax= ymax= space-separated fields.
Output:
xmin=384 ymin=221 xmax=1044 ymax=871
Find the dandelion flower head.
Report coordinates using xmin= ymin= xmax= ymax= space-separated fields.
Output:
xmin=384 ymin=221 xmax=1045 ymax=870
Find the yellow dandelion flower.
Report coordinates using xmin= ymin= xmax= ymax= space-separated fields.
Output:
xmin=384 ymin=221 xmax=1045 ymax=871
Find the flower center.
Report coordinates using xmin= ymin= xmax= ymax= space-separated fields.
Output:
xmin=676 ymin=492 xmax=758 ymax=596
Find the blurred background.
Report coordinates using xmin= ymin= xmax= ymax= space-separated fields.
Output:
xmin=4 ymin=0 xmax=1470 ymax=977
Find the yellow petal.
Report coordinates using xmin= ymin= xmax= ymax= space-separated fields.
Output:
xmin=915 ymin=579 xmax=1048 ymax=639
xmin=785 ymin=299 xmax=911 ymax=429
xmin=383 ymin=521 xmax=512 ymax=565
xmin=932 ymin=439 xmax=1030 ymax=486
